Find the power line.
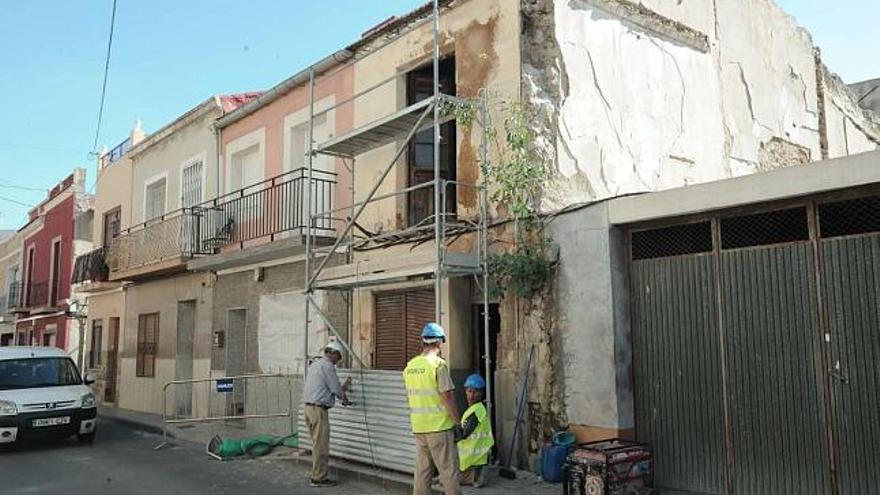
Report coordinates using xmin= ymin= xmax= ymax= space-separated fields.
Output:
xmin=92 ymin=0 xmax=119 ymax=153
xmin=0 ymin=182 xmax=46 ymax=192
xmin=0 ymin=142 xmax=92 ymax=155
xmin=0 ymin=195 xmax=34 ymax=208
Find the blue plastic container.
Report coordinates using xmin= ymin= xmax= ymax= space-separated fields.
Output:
xmin=541 ymin=432 xmax=575 ymax=483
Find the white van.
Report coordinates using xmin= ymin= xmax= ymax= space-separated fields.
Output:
xmin=0 ymin=347 xmax=97 ymax=445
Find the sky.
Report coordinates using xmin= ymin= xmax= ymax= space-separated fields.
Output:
xmin=0 ymin=0 xmax=877 ymax=230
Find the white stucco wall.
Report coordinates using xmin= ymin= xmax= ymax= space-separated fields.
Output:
xmin=540 ymin=0 xmax=875 ymax=209
xmin=538 ymin=0 xmax=880 ymax=434
xmin=548 ymin=2 xmax=725 ymax=207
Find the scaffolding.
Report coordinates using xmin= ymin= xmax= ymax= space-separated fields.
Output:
xmin=300 ymin=0 xmax=493 ymax=419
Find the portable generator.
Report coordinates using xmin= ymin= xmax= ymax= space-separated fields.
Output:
xmin=562 ymin=439 xmax=654 ymax=495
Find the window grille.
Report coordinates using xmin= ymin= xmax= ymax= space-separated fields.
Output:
xmin=631 ymin=221 xmax=713 ymax=260
xmin=720 ymin=207 xmax=809 ymax=249
xmin=818 ymin=195 xmax=880 ymax=239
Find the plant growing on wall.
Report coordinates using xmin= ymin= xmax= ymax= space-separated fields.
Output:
xmin=444 ymin=95 xmax=554 ymax=299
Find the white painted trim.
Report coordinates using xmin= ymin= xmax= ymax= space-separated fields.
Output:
xmin=142 ymin=171 xmax=169 ymax=222
xmin=224 ymin=127 xmax=266 ymax=194
xmin=282 ymin=96 xmax=336 ymax=173
xmin=178 ymin=151 xmax=208 ymax=208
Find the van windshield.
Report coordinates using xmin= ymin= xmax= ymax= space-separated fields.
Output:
xmin=0 ymin=358 xmax=82 ymax=390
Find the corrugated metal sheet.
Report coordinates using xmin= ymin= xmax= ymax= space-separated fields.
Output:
xmin=299 ymin=369 xmax=416 ymax=474
xmin=632 ymin=254 xmax=726 ymax=494
xmin=821 ymin=235 xmax=880 ymax=494
xmin=720 ymin=244 xmax=831 ymax=494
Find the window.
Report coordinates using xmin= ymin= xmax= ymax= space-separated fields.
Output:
xmin=289 ymin=114 xmax=330 ymax=172
xmin=136 ymin=312 xmax=159 ymax=377
xmin=0 ymin=358 xmax=82 ymax=389
xmin=144 ymin=178 xmax=167 ymax=221
xmin=49 ymin=239 xmax=61 ymax=306
xmin=230 ymin=145 xmax=262 ymax=192
xmin=103 ymin=207 xmax=121 ymax=248
xmin=181 ymin=160 xmax=204 ymax=208
xmin=90 ymin=319 xmax=103 ymax=369
xmin=374 ymin=288 xmax=434 ymax=370
xmin=406 ymin=57 xmax=457 ymax=226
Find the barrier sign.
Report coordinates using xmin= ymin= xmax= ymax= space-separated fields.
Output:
xmin=217 ymin=378 xmax=234 ymax=393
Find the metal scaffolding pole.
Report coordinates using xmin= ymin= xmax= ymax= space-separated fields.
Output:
xmin=304 ymin=67 xmax=316 ymax=379
xmin=478 ymin=91 xmax=493 ymax=424
xmin=432 ymin=0 xmax=443 ymax=325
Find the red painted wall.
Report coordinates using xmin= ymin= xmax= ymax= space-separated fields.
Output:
xmin=23 ymin=193 xmax=75 ymax=303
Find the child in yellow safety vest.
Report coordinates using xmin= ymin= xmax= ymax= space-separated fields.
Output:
xmin=456 ymin=374 xmax=494 ymax=487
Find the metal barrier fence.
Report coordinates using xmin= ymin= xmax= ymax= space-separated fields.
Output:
xmin=156 ymin=373 xmax=302 ymax=450
xmin=298 ymin=369 xmax=416 ymax=474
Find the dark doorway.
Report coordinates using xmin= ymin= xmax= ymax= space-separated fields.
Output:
xmin=105 ymin=317 xmax=120 ymax=403
xmin=176 ymin=301 xmax=197 ymax=417
xmin=473 ymin=303 xmax=500 ymax=434
xmin=406 ymin=57 xmax=457 ymax=227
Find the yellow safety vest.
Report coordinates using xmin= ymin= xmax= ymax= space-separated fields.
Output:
xmin=458 ymin=402 xmax=494 ymax=470
xmin=403 ymin=354 xmax=455 ymax=434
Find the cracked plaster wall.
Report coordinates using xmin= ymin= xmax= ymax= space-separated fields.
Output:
xmin=539 ymin=0 xmax=843 ymax=208
xmin=822 ymin=67 xmax=880 ymax=158
xmin=525 ymin=0 xmax=880 ymax=439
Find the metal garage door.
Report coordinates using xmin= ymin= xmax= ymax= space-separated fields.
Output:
xmin=629 ymin=194 xmax=880 ymax=495
xmin=818 ymin=196 xmax=880 ymax=495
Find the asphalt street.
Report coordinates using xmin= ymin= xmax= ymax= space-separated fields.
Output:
xmin=0 ymin=417 xmax=392 ymax=495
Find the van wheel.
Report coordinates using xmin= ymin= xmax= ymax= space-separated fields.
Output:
xmin=78 ymin=432 xmax=96 ymax=445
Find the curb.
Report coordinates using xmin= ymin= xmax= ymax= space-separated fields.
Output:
xmin=290 ymin=455 xmax=422 ymax=494
xmin=99 ymin=412 xmax=171 ymax=438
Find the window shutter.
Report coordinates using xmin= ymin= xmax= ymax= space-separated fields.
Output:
xmin=374 ymin=288 xmax=435 ymax=371
xmin=404 ymin=289 xmax=434 ymax=364
xmin=374 ymin=292 xmax=405 ymax=371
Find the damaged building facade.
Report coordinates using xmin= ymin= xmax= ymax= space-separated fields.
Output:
xmin=317 ymin=0 xmax=879 ymax=473
xmin=67 ymin=0 xmax=879 ymax=490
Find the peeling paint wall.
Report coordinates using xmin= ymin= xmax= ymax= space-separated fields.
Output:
xmin=821 ymin=65 xmax=880 ymax=158
xmin=517 ymin=0 xmax=880 ymax=463
xmin=530 ymin=0 xmax=877 ymax=208
xmin=351 ymin=0 xmax=521 ymax=233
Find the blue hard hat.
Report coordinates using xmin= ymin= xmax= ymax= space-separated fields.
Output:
xmin=421 ymin=322 xmax=446 ymax=342
xmin=464 ymin=374 xmax=486 ymax=390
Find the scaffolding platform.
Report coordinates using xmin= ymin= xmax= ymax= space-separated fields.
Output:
xmin=313 ymin=250 xmax=480 ymax=290
xmin=315 ymin=94 xmax=465 ymax=158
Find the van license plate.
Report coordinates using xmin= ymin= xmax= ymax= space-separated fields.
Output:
xmin=32 ymin=417 xmax=70 ymax=427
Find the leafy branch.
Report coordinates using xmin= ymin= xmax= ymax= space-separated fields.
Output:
xmin=463 ymin=96 xmax=554 ymax=300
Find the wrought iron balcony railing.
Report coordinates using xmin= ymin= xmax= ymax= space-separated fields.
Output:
xmin=72 ymin=247 xmax=110 ymax=284
xmin=100 ymin=138 xmax=132 ymax=168
xmin=190 ymin=167 xmax=336 ymax=252
xmin=6 ymin=279 xmax=62 ymax=310
xmin=6 ymin=282 xmax=22 ymax=310
xmin=107 ymin=209 xmax=197 ymax=274
xmin=106 ymin=167 xmax=336 ymax=275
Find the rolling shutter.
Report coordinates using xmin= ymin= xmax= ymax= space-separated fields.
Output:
xmin=374 ymin=288 xmax=435 ymax=370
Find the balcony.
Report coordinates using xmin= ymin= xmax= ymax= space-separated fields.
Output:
xmin=8 ymin=279 xmax=64 ymax=313
xmin=108 ymin=168 xmax=336 ymax=279
xmin=100 ymin=138 xmax=131 ymax=168
xmin=106 ymin=210 xmax=197 ymax=281
xmin=0 ymin=292 xmax=11 ymax=323
xmin=72 ymin=247 xmax=115 ymax=292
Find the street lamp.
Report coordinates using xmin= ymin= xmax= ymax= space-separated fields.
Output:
xmin=67 ymin=299 xmax=88 ymax=372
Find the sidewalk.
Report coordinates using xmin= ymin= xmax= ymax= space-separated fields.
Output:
xmin=98 ymin=405 xmax=558 ymax=495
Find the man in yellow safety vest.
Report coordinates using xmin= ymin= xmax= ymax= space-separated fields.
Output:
xmin=403 ymin=322 xmax=461 ymax=495
xmin=456 ymin=374 xmax=494 ymax=487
